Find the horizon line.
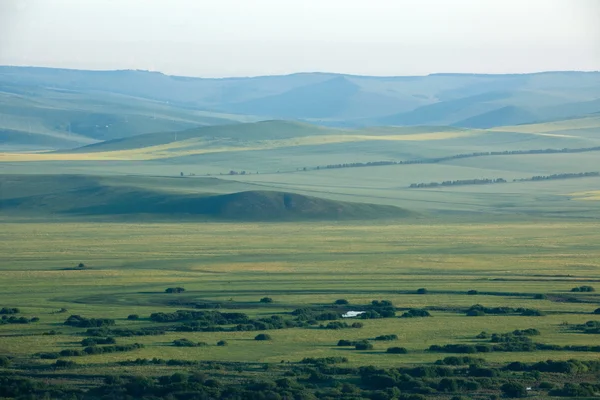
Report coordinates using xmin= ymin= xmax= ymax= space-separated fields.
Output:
xmin=1 ymin=64 xmax=599 ymax=80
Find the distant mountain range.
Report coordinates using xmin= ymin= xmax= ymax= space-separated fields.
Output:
xmin=1 ymin=66 xmax=599 ymax=149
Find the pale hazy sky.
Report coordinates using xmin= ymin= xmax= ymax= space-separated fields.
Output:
xmin=0 ymin=0 xmax=598 ymax=77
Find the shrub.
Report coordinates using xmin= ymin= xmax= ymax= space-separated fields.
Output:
xmin=571 ymin=285 xmax=595 ymax=292
xmin=501 ymin=382 xmax=528 ymax=398
xmin=351 ymin=322 xmax=363 ymax=328
xmin=165 ymin=287 xmax=185 ymax=293
xmin=259 ymin=297 xmax=273 ymax=303
xmin=334 ymin=299 xmax=349 ymax=305
xmin=173 ymin=338 xmax=206 ymax=347
xmin=593 ymin=308 xmax=600 ymax=314
xmin=401 ymin=309 xmax=431 ymax=318
xmin=534 ymin=294 xmax=547 ymax=299
xmin=53 ymin=360 xmax=76 ymax=369
xmin=374 ymin=334 xmax=398 ymax=341
xmin=0 ymin=307 xmax=20 ymax=314
xmin=467 ymin=290 xmax=478 ymax=295
xmin=0 ymin=356 xmax=10 ymax=367
xmin=466 ymin=309 xmax=485 ymax=316
xmin=64 ymin=315 xmax=115 ymax=328
xmin=217 ymin=340 xmax=228 ymax=346
xmin=416 ymin=288 xmax=428 ymax=294
xmin=386 ymin=347 xmax=408 ymax=354
xmin=127 ymin=314 xmax=139 ymax=320
xmin=521 ymin=309 xmax=545 ymax=316
xmin=38 ymin=352 xmax=60 ymax=359
xmin=337 ymin=339 xmax=355 ymax=346
xmin=255 ymin=333 xmax=272 ymax=341
xmin=355 ymin=341 xmax=373 ymax=350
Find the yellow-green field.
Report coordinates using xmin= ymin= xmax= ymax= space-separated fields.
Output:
xmin=1 ymin=220 xmax=599 ymax=370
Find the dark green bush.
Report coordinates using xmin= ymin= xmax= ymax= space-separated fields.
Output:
xmin=501 ymin=382 xmax=528 ymax=398
xmin=334 ymin=299 xmax=349 ymax=305
xmin=386 ymin=347 xmax=408 ymax=354
xmin=401 ymin=309 xmax=431 ymax=318
xmin=571 ymin=285 xmax=595 ymax=292
xmin=217 ymin=340 xmax=227 ymax=346
xmin=467 ymin=290 xmax=478 ymax=295
xmin=259 ymin=297 xmax=273 ymax=303
xmin=255 ymin=333 xmax=272 ymax=341
xmin=416 ymin=288 xmax=428 ymax=294
xmin=165 ymin=287 xmax=185 ymax=293
xmin=355 ymin=341 xmax=373 ymax=350
xmin=374 ymin=334 xmax=398 ymax=341
xmin=127 ymin=314 xmax=139 ymax=320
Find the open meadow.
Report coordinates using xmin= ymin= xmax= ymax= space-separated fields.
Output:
xmin=1 ymin=218 xmax=600 ymax=398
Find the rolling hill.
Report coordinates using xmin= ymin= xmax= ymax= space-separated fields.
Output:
xmin=2 ymin=66 xmax=600 ymax=150
xmin=0 ymin=174 xmax=412 ymax=221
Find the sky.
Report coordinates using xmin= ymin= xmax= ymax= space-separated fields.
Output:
xmin=0 ymin=0 xmax=598 ymax=77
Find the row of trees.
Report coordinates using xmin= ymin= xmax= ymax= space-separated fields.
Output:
xmin=319 ymin=146 xmax=600 ymax=171
xmin=410 ymin=171 xmax=599 ymax=189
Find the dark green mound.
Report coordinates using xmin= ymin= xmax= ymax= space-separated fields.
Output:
xmin=0 ymin=175 xmax=411 ymax=221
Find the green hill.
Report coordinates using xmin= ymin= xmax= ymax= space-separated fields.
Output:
xmin=67 ymin=120 xmax=342 ymax=153
xmin=0 ymin=175 xmax=412 ymax=221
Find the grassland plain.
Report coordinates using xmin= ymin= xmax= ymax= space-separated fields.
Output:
xmin=1 ymin=219 xmax=599 ymax=372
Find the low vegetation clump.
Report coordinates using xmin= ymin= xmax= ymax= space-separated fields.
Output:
xmin=467 ymin=290 xmax=478 ymax=295
xmin=81 ymin=337 xmax=116 ymax=346
xmin=570 ymin=320 xmax=600 ymax=334
xmin=254 ymin=333 xmax=272 ymax=341
xmin=334 ymin=299 xmax=349 ymax=305
xmin=320 ymin=321 xmax=362 ymax=330
xmin=337 ymin=339 xmax=356 ymax=346
xmin=416 ymin=288 xmax=428 ymax=294
xmin=374 ymin=334 xmax=398 ymax=341
xmin=571 ymin=285 xmax=595 ymax=292
xmin=127 ymin=314 xmax=139 ymax=320
xmin=216 ymin=340 xmax=227 ymax=346
xmin=64 ymin=315 xmax=115 ymax=328
xmin=0 ymin=315 xmax=38 ymax=324
xmin=386 ymin=347 xmax=408 ymax=354
xmin=0 ymin=307 xmax=20 ymax=314
xmin=165 ymin=287 xmax=185 ymax=293
xmin=173 ymin=338 xmax=208 ymax=347
xmin=259 ymin=297 xmax=273 ymax=303
xmin=354 ymin=341 xmax=373 ymax=350
xmin=58 ymin=343 xmax=144 ymax=357
xmin=465 ymin=304 xmax=545 ymax=317
xmin=85 ymin=327 xmax=166 ymax=337
xmin=400 ymin=309 xmax=431 ymax=318
xmin=300 ymin=357 xmax=348 ymax=365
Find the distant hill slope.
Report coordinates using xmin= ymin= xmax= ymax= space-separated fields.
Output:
xmin=67 ymin=120 xmax=342 ymax=153
xmin=2 ymin=66 xmax=600 ymax=149
xmin=453 ymin=106 xmax=538 ymax=128
xmin=0 ymin=175 xmax=411 ymax=221
xmin=0 ymin=84 xmax=258 ymax=150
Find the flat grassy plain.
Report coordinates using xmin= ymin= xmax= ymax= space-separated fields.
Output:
xmin=1 ymin=219 xmax=599 ymax=372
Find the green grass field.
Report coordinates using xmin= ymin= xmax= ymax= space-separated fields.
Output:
xmin=1 ymin=219 xmax=599 ymax=371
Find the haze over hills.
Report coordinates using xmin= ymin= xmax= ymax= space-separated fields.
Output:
xmin=1 ymin=66 xmax=600 ymax=149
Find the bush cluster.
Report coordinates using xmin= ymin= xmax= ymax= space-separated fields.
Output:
xmin=64 ymin=315 xmax=115 ymax=328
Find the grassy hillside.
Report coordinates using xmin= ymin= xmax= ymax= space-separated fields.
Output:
xmin=0 ymin=85 xmax=258 ymax=150
xmin=0 ymin=174 xmax=411 ymax=221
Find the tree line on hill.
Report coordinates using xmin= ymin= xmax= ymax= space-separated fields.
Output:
xmin=409 ymin=172 xmax=599 ymax=188
xmin=315 ymin=146 xmax=600 ymax=172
